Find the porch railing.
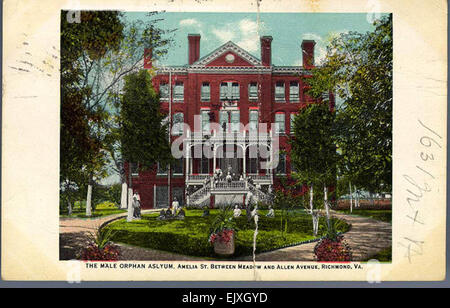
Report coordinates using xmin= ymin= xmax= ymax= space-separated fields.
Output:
xmin=214 ymin=181 xmax=246 ymax=191
xmin=187 ymin=174 xmax=210 ymax=181
xmin=247 ymin=174 xmax=272 ymax=182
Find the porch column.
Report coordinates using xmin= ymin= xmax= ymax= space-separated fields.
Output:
xmin=269 ymin=144 xmax=273 ymax=175
xmin=185 ymin=146 xmax=189 ymax=180
xmin=212 ymin=144 xmax=216 ymax=172
xmin=243 ymin=146 xmax=246 ymax=178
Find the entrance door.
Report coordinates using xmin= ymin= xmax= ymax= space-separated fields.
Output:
xmin=218 ymin=145 xmax=243 ymax=177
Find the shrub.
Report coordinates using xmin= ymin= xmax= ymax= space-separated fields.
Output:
xmin=209 ymin=205 xmax=236 ymax=235
xmin=335 ymin=199 xmax=391 ymax=210
xmin=105 ymin=210 xmax=350 ymax=258
xmin=314 ymin=235 xmax=352 ymax=261
xmin=80 ymin=227 xmax=120 ymax=261
xmin=81 ymin=243 xmax=120 ymax=261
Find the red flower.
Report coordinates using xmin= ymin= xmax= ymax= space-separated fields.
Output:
xmin=81 ymin=244 xmax=120 ymax=261
xmin=314 ymin=236 xmax=352 ymax=261
xmin=209 ymin=229 xmax=234 ymax=245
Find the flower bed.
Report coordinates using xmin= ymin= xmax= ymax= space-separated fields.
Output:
xmin=314 ymin=235 xmax=352 ymax=262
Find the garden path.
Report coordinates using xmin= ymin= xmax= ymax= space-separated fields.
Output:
xmin=60 ymin=210 xmax=391 ymax=261
xmin=235 ymin=210 xmax=392 ymax=261
xmin=59 ymin=209 xmax=159 ymax=260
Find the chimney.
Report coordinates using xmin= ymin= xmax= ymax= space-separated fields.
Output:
xmin=144 ymin=48 xmax=152 ymax=69
xmin=188 ymin=34 xmax=201 ymax=65
xmin=260 ymin=36 xmax=273 ymax=66
xmin=301 ymin=40 xmax=316 ymax=69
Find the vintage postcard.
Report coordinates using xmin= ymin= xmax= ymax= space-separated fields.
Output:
xmin=2 ymin=0 xmax=447 ymax=281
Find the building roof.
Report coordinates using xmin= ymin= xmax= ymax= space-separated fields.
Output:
xmin=154 ymin=40 xmax=309 ymax=75
xmin=192 ymin=41 xmax=262 ymax=67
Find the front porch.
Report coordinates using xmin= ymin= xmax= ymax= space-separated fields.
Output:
xmin=183 ymin=130 xmax=275 ymax=207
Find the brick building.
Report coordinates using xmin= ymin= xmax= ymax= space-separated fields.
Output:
xmin=128 ymin=34 xmax=332 ymax=209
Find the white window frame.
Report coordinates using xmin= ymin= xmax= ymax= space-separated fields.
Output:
xmin=248 ymin=82 xmax=258 ymax=100
xmin=201 ymin=109 xmax=210 ymax=133
xmin=219 ymin=110 xmax=229 ymax=131
xmin=249 ymin=110 xmax=258 ymax=132
xmin=275 ymin=113 xmax=285 ymax=135
xmin=159 ymin=83 xmax=169 ymax=100
xmin=172 ymin=112 xmax=184 ymax=136
xmin=201 ymin=82 xmax=210 ymax=101
xmin=275 ymin=82 xmax=285 ymax=102
xmin=231 ymin=110 xmax=240 ymax=132
xmin=220 ymin=82 xmax=240 ymax=101
xmin=173 ymin=82 xmax=184 ymax=102
xmin=289 ymin=81 xmax=300 ymax=102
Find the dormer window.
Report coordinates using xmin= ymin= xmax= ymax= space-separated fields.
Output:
xmin=220 ymin=82 xmax=240 ymax=101
xmin=248 ymin=82 xmax=258 ymax=100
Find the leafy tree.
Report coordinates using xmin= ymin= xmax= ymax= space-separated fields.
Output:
xmin=307 ymin=15 xmax=392 ymax=195
xmin=120 ymin=69 xmax=172 ymax=219
xmin=290 ymin=103 xmax=337 ymax=232
xmin=60 ymin=11 xmax=124 ymax=215
xmin=60 ymin=11 xmax=175 ymax=215
xmin=84 ymin=14 xmax=175 ymax=213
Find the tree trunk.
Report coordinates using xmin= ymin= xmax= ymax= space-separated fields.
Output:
xmin=354 ymin=185 xmax=359 ymax=208
xmin=86 ymin=178 xmax=93 ymax=217
xmin=310 ymin=184 xmax=318 ymax=236
xmin=324 ymin=185 xmax=331 ymax=231
xmin=312 ymin=213 xmax=318 ymax=237
xmin=120 ymin=176 xmax=128 ymax=209
xmin=349 ymin=182 xmax=353 ymax=213
xmin=127 ymin=163 xmax=134 ymax=222
xmin=67 ymin=200 xmax=72 ymax=216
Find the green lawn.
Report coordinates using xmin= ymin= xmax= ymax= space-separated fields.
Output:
xmin=337 ymin=209 xmax=392 ymax=223
xmin=104 ymin=209 xmax=350 ymax=259
xmin=60 ymin=201 xmax=126 ymax=218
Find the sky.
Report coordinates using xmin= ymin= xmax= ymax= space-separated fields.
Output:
xmin=123 ymin=12 xmax=381 ymax=67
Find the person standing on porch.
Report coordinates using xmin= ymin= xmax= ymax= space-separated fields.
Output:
xmin=226 ymin=172 xmax=232 ymax=183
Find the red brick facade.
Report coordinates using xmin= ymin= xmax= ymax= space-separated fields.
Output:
xmin=129 ymin=34 xmax=332 ymax=209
